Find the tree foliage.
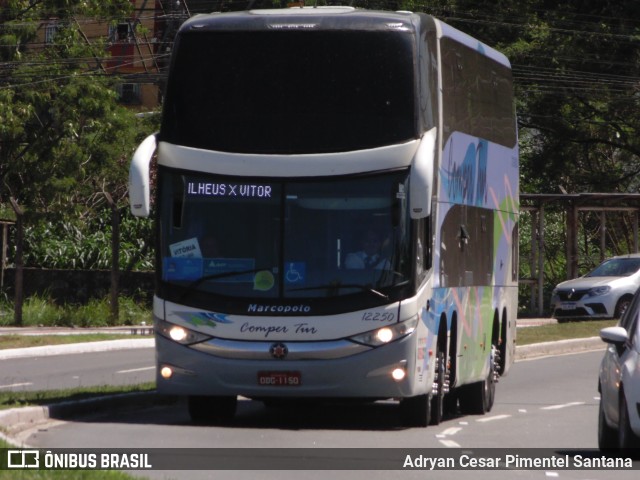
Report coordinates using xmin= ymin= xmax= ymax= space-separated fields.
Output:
xmin=0 ymin=1 xmax=147 ymax=219
xmin=1 ymin=1 xmax=157 ymax=271
xmin=419 ymin=0 xmax=640 ymax=195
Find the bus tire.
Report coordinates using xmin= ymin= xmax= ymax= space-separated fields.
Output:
xmin=188 ymin=395 xmax=237 ymax=424
xmin=430 ymin=348 xmax=446 ymax=425
xmin=399 ymin=394 xmax=431 ymax=427
xmin=458 ymin=347 xmax=496 ymax=415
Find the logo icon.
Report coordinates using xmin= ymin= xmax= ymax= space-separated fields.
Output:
xmin=7 ymin=450 xmax=40 ymax=469
xmin=269 ymin=343 xmax=288 ymax=360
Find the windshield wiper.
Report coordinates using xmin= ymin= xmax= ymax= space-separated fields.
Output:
xmin=287 ymin=283 xmax=391 ymax=300
xmin=179 ymin=267 xmax=274 ymax=300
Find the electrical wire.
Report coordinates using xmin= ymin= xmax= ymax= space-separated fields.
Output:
xmin=0 ymin=2 xmax=638 ymax=98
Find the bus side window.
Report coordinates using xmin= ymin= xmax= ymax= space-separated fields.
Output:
xmin=416 ymin=217 xmax=430 ymax=282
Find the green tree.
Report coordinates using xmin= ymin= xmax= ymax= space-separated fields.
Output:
xmin=1 ymin=1 xmax=157 ymax=270
xmin=0 ymin=1 xmax=142 ymax=217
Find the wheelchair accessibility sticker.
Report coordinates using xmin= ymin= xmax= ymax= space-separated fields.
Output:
xmin=284 ymin=262 xmax=306 ymax=285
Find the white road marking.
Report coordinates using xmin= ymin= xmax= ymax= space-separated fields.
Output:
xmin=476 ymin=414 xmax=512 ymax=422
xmin=545 ymin=472 xmax=560 ymax=477
xmin=439 ymin=439 xmax=461 ymax=448
xmin=0 ymin=382 xmax=33 ymax=389
xmin=541 ymin=401 xmax=584 ymax=410
xmin=117 ymin=366 xmax=155 ymax=374
xmin=440 ymin=427 xmax=462 ymax=436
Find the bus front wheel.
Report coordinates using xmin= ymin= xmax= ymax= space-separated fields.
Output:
xmin=188 ymin=395 xmax=237 ymax=424
xmin=399 ymin=394 xmax=431 ymax=427
xmin=430 ymin=347 xmax=448 ymax=425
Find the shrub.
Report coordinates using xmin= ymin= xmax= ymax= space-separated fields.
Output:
xmin=0 ymin=294 xmax=150 ymax=327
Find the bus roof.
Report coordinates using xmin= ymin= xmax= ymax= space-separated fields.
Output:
xmin=179 ymin=8 xmax=510 ymax=68
xmin=180 ymin=8 xmax=419 ymax=33
xmin=433 ymin=18 xmax=511 ymax=68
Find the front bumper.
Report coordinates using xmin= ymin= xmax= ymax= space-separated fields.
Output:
xmin=155 ymin=331 xmax=427 ymax=400
xmin=552 ymin=303 xmax=611 ymax=319
xmin=551 ymin=295 xmax=615 ymax=320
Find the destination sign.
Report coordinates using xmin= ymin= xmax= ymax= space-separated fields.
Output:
xmin=187 ymin=182 xmax=273 ymax=198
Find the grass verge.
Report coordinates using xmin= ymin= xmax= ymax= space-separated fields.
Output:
xmin=516 ymin=319 xmax=616 ymax=345
xmin=0 ymin=385 xmax=156 ymax=478
xmin=0 ymin=384 xmax=156 ymax=411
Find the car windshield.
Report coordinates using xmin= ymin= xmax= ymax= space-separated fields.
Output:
xmin=586 ymin=258 xmax=640 ymax=277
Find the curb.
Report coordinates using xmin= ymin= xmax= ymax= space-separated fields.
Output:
xmin=0 ymin=391 xmax=178 ymax=445
xmin=515 ymin=336 xmax=605 ymax=360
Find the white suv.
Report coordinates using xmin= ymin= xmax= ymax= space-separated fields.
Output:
xmin=551 ymin=254 xmax=640 ymax=321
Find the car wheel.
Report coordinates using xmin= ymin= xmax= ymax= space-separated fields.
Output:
xmin=618 ymin=392 xmax=640 ymax=452
xmin=614 ymin=296 xmax=632 ymax=319
xmin=598 ymin=396 xmax=617 ymax=451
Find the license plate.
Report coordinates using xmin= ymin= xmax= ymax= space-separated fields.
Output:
xmin=561 ymin=302 xmax=577 ymax=310
xmin=257 ymin=371 xmax=302 ymax=387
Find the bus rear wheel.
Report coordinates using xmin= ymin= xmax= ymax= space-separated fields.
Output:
xmin=188 ymin=395 xmax=237 ymax=424
xmin=458 ymin=345 xmax=497 ymax=415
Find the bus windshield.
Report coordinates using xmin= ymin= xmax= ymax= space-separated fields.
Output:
xmin=160 ymin=30 xmax=417 ymax=154
xmin=159 ymin=169 xmax=412 ymax=307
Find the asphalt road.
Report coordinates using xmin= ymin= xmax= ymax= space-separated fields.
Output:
xmin=0 ymin=347 xmax=155 ymax=391
xmin=8 ymin=350 xmax=639 ymax=480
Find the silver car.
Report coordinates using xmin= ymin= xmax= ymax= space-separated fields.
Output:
xmin=598 ymin=288 xmax=640 ymax=451
xmin=551 ymin=254 xmax=640 ymax=321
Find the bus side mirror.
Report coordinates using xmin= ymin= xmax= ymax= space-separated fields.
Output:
xmin=410 ymin=127 xmax=436 ymax=219
xmin=129 ymin=134 xmax=157 ymax=218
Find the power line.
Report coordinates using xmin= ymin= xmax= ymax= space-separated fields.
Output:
xmin=1 ymin=3 xmax=638 ymax=97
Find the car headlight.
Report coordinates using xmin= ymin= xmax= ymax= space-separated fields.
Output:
xmin=156 ymin=318 xmax=212 ymax=345
xmin=349 ymin=316 xmax=418 ymax=347
xmin=588 ymin=286 xmax=611 ymax=297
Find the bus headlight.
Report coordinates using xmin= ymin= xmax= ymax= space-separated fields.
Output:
xmin=156 ymin=318 xmax=212 ymax=345
xmin=349 ymin=316 xmax=418 ymax=347
xmin=169 ymin=326 xmax=188 ymax=342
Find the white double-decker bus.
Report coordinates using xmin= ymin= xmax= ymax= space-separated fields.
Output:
xmin=129 ymin=7 xmax=519 ymax=426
